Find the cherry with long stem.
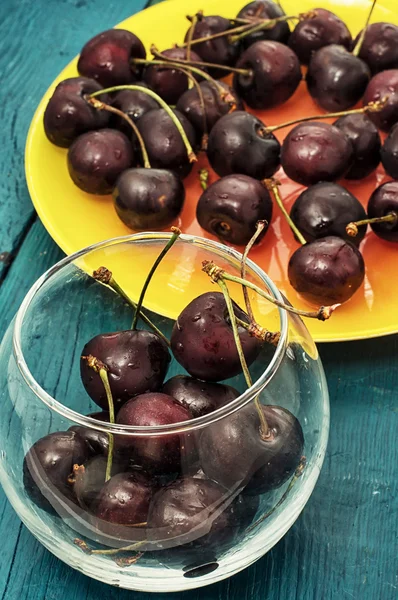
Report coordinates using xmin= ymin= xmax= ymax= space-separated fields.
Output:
xmin=346 ymin=212 xmax=398 ymax=237
xmin=266 ymin=179 xmax=306 ymax=245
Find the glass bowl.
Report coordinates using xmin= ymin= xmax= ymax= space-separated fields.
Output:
xmin=0 ymin=233 xmax=329 ymax=592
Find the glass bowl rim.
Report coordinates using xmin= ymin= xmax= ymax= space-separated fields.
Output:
xmin=12 ymin=232 xmax=291 ymax=436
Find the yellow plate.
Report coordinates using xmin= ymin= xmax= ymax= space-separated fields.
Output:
xmin=25 ymin=0 xmax=398 ymax=342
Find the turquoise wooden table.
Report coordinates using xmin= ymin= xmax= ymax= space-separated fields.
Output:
xmin=0 ymin=0 xmax=397 ymax=598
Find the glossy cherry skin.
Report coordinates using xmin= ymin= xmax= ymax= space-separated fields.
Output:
xmin=136 ymin=108 xmax=197 ymax=179
xmin=367 ymin=182 xmax=398 ymax=242
xmin=73 ymin=455 xmax=126 ymax=510
xmin=77 ymin=29 xmax=146 ymax=87
xmin=170 ymin=291 xmax=262 ymax=382
xmin=69 ymin=411 xmax=110 ymax=457
xmin=355 ymin=22 xmax=398 ymax=75
xmin=234 ymin=41 xmax=302 ymax=109
xmin=142 ymin=48 xmax=205 ymax=105
xmin=110 ymin=85 xmax=158 ymax=136
xmin=23 ymin=431 xmax=91 ymax=512
xmin=199 ymin=404 xmax=304 ymax=495
xmin=288 ymin=236 xmax=365 ymax=305
xmin=306 ymin=45 xmax=370 ymax=111
xmin=290 ymin=182 xmax=367 ymax=247
xmin=162 ymin=376 xmax=239 ymax=418
xmin=80 ymin=330 xmax=171 ymax=411
xmin=67 ymin=129 xmax=134 ymax=195
xmin=207 ymin=111 xmax=280 ymax=180
xmin=185 ymin=15 xmax=239 ymax=78
xmin=95 ymin=471 xmax=153 ymax=524
xmin=196 ymin=174 xmax=273 ymax=245
xmin=113 ymin=168 xmax=185 ymax=230
xmin=43 ymin=77 xmax=110 ymax=148
xmin=363 ymin=70 xmax=398 ymax=132
xmin=115 ymin=393 xmax=192 ymax=473
xmin=176 ymin=81 xmax=243 ymax=138
xmin=334 ymin=113 xmax=381 ymax=180
xmin=237 ymin=1 xmax=290 ymax=47
xmin=381 ymin=124 xmax=398 ymax=179
xmin=288 ymin=8 xmax=352 ymax=65
xmin=281 ymin=122 xmax=354 ymax=186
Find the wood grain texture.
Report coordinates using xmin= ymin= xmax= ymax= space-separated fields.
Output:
xmin=0 ymin=0 xmax=397 ymax=599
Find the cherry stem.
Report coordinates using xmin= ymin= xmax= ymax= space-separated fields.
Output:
xmin=266 ymin=179 xmax=307 ymax=245
xmin=235 ymin=316 xmax=280 ymax=347
xmin=352 ymin=0 xmax=378 ymax=57
xmin=199 ymin=168 xmax=209 ymax=191
xmin=85 ymin=97 xmax=151 ymax=169
xmin=185 ymin=13 xmax=197 ymax=62
xmin=241 ymin=220 xmax=267 ymax=322
xmin=92 ymin=267 xmax=170 ymax=346
xmin=131 ymin=228 xmax=181 ymax=330
xmin=202 ymin=260 xmax=340 ymax=321
xmin=228 ymin=14 xmax=294 ymax=44
xmin=89 ymin=86 xmax=197 ymax=163
xmin=150 ymin=47 xmax=252 ymax=76
xmin=346 ymin=212 xmax=398 ymax=236
xmin=74 ymin=538 xmax=145 ymax=556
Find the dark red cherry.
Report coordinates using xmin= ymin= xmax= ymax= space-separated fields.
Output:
xmin=67 ymin=129 xmax=134 ymax=195
xmin=142 ymin=48 xmax=206 ymax=104
xmin=367 ymin=181 xmax=398 ymax=242
xmin=136 ymin=108 xmax=197 ymax=179
xmin=185 ymin=15 xmax=239 ymax=78
xmin=363 ymin=70 xmax=398 ymax=132
xmin=196 ymin=174 xmax=273 ymax=245
xmin=306 ymin=45 xmax=370 ymax=111
xmin=162 ymin=375 xmax=239 ymax=418
xmin=207 ymin=111 xmax=280 ymax=180
xmin=355 ymin=22 xmax=398 ymax=75
xmin=290 ymin=182 xmax=367 ymax=247
xmin=334 ymin=113 xmax=381 ymax=180
xmin=281 ymin=122 xmax=354 ymax=186
xmin=288 ymin=236 xmax=365 ymax=305
xmin=43 ymin=77 xmax=110 ymax=148
xmin=381 ymin=123 xmax=398 ymax=178
xmin=77 ymin=28 xmax=146 ymax=87
xmin=69 ymin=411 xmax=110 ymax=457
xmin=288 ymin=8 xmax=352 ymax=65
xmin=113 ymin=168 xmax=185 ymax=230
xmin=170 ymin=291 xmax=262 ymax=382
xmin=115 ymin=393 xmax=192 ymax=472
xmin=110 ymin=85 xmax=158 ymax=136
xmin=234 ymin=41 xmax=302 ymax=109
xmin=236 ymin=1 xmax=291 ymax=47
xmin=199 ymin=404 xmax=304 ymax=495
xmin=73 ymin=455 xmax=126 ymax=510
xmin=80 ymin=330 xmax=171 ymax=411
xmin=176 ymin=81 xmax=243 ymax=138
xmin=95 ymin=471 xmax=153 ymax=524
xmin=23 ymin=431 xmax=90 ymax=512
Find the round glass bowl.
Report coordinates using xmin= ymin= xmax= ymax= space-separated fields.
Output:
xmin=0 ymin=233 xmax=329 ymax=592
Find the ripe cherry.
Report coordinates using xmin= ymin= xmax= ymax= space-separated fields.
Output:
xmin=236 ymin=1 xmax=291 ymax=47
xmin=381 ymin=123 xmax=398 ymax=178
xmin=162 ymin=375 xmax=239 ymax=418
xmin=334 ymin=113 xmax=381 ymax=180
xmin=110 ymin=85 xmax=158 ymax=136
xmin=355 ymin=22 xmax=398 ymax=75
xmin=366 ymin=182 xmax=398 ymax=242
xmin=73 ymin=455 xmax=126 ymax=510
xmin=96 ymin=471 xmax=153 ymax=524
xmin=363 ymin=69 xmax=398 ymax=131
xmin=69 ymin=411 xmax=110 ymax=457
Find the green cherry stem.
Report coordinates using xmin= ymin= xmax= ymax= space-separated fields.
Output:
xmin=149 ymin=47 xmax=252 ymax=76
xmin=185 ymin=13 xmax=197 ymax=62
xmin=131 ymin=227 xmax=181 ymax=330
xmin=265 ymin=179 xmax=307 ymax=245
xmin=74 ymin=538 xmax=145 ymax=556
xmin=346 ymin=212 xmax=398 ymax=237
xmin=352 ymin=0 xmax=378 ymax=57
xmin=88 ymin=86 xmax=197 ymax=163
xmin=241 ymin=220 xmax=267 ymax=322
xmin=228 ymin=14 xmax=294 ymax=44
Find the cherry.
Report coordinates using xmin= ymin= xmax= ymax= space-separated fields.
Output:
xmin=234 ymin=41 xmax=301 ymax=109
xmin=142 ymin=48 xmax=206 ymax=104
xmin=199 ymin=404 xmax=304 ymax=495
xmin=355 ymin=22 xmax=398 ymax=75
xmin=77 ymin=29 xmax=146 ymax=87
xmin=23 ymin=431 xmax=90 ymax=512
xmin=69 ymin=411 xmax=110 ymax=457
xmin=73 ymin=455 xmax=126 ymax=510
xmin=207 ymin=111 xmax=280 ymax=180
xmin=110 ymin=85 xmax=158 ymax=136
xmin=290 ymin=182 xmax=367 ymax=246
xmin=363 ymin=70 xmax=398 ymax=132
xmin=288 ymin=236 xmax=365 ymax=305
xmin=381 ymin=123 xmax=398 ymax=178
xmin=288 ymin=8 xmax=352 ymax=66
xmin=170 ymin=291 xmax=262 ymax=382
xmin=96 ymin=471 xmax=153 ymax=524
xmin=136 ymin=108 xmax=197 ymax=179
xmin=115 ymin=392 xmax=192 ymax=473
xmin=80 ymin=330 xmax=171 ymax=411
xmin=334 ymin=113 xmax=381 ymax=180
xmin=185 ymin=15 xmax=240 ymax=78
xmin=236 ymin=1 xmax=291 ymax=47
xmin=43 ymin=77 xmax=110 ymax=148
xmin=196 ymin=174 xmax=273 ymax=246
xmin=306 ymin=45 xmax=370 ymax=111
xmin=67 ymin=129 xmax=134 ymax=195
xmin=113 ymin=168 xmax=185 ymax=230
xmin=281 ymin=122 xmax=354 ymax=186
xmin=162 ymin=375 xmax=239 ymax=418
xmin=176 ymin=81 xmax=243 ymax=138
xmin=367 ymin=182 xmax=398 ymax=242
